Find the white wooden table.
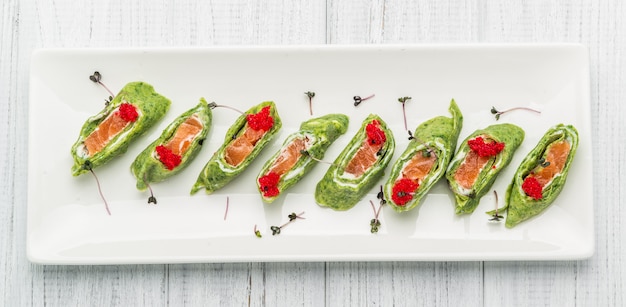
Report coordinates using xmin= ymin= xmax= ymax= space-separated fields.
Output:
xmin=1 ymin=1 xmax=624 ymax=305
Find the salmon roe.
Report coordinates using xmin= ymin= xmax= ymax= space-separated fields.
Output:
xmin=391 ymin=178 xmax=419 ymax=206
xmin=468 ymin=137 xmax=505 ymax=157
xmin=366 ymin=120 xmax=386 ymax=145
xmin=247 ymin=106 xmax=274 ymax=131
xmin=118 ymin=102 xmax=139 ymax=122
xmin=522 ymin=176 xmax=543 ymax=200
xmin=156 ymin=145 xmax=182 ymax=170
xmin=258 ymin=172 xmax=280 ymax=197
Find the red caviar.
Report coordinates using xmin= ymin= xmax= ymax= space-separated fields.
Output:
xmin=258 ymin=172 xmax=280 ymax=197
xmin=118 ymin=102 xmax=139 ymax=122
xmin=522 ymin=176 xmax=543 ymax=200
xmin=156 ymin=145 xmax=182 ymax=170
xmin=247 ymin=106 xmax=274 ymax=131
xmin=468 ymin=137 xmax=505 ymax=157
xmin=391 ymin=178 xmax=419 ymax=206
xmin=366 ymin=120 xmax=386 ymax=145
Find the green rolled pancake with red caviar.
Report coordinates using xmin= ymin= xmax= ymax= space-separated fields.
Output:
xmin=385 ymin=99 xmax=463 ymax=212
xmin=445 ymin=123 xmax=524 ymax=214
xmin=190 ymin=101 xmax=282 ymax=194
xmin=257 ymin=114 xmax=349 ymax=203
xmin=315 ymin=114 xmax=395 ymax=211
xmin=71 ymin=82 xmax=171 ymax=176
xmin=499 ymin=124 xmax=579 ymax=228
xmin=131 ymin=99 xmax=212 ymax=190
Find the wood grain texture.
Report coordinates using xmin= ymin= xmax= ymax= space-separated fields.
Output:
xmin=2 ymin=0 xmax=625 ymax=306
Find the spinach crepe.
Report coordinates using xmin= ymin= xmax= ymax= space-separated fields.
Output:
xmin=132 ymin=99 xmax=212 ymax=190
xmin=316 ymin=114 xmax=395 ymax=211
xmin=385 ymin=99 xmax=463 ymax=212
xmin=257 ymin=114 xmax=349 ymax=203
xmin=446 ymin=123 xmax=524 ymax=214
xmin=500 ymin=124 xmax=579 ymax=228
xmin=71 ymin=82 xmax=171 ymax=176
xmin=191 ymin=101 xmax=282 ymax=194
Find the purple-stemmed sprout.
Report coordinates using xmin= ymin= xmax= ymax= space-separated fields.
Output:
xmin=270 ymin=211 xmax=306 ymax=235
xmin=254 ymin=224 xmax=262 ymax=238
xmin=81 ymin=161 xmax=111 ymax=215
xmin=305 ymin=91 xmax=315 ymax=116
xmin=89 ymin=71 xmax=115 ymax=105
xmin=142 ymin=174 xmax=158 ymax=205
xmin=353 ymin=94 xmax=375 ymax=106
xmin=369 ymin=185 xmax=386 ymax=233
xmin=398 ymin=96 xmax=412 ymax=131
xmin=489 ymin=190 xmax=504 ymax=222
xmin=208 ymin=102 xmax=244 ymax=115
xmin=224 ymin=196 xmax=229 ymax=221
xmin=491 ymin=106 xmax=541 ymax=120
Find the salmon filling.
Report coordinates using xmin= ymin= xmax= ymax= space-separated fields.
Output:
xmin=454 ymin=136 xmax=504 ymax=190
xmin=454 ymin=150 xmax=491 ymax=190
xmin=258 ymin=137 xmax=307 ymax=197
xmin=344 ymin=120 xmax=386 ymax=177
xmin=224 ymin=128 xmax=266 ymax=166
xmin=522 ymin=140 xmax=571 ymax=199
xmin=390 ymin=151 xmax=437 ymax=206
xmin=155 ymin=115 xmax=204 ymax=170
xmin=224 ymin=106 xmax=274 ymax=167
xmin=83 ymin=103 xmax=138 ymax=157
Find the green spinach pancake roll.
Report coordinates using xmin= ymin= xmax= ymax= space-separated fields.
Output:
xmin=315 ymin=114 xmax=395 ymax=211
xmin=385 ymin=99 xmax=463 ymax=212
xmin=257 ymin=114 xmax=349 ymax=203
xmin=446 ymin=123 xmax=524 ymax=214
xmin=502 ymin=124 xmax=579 ymax=228
xmin=131 ymin=99 xmax=212 ymax=190
xmin=71 ymin=81 xmax=171 ymax=176
xmin=191 ymin=101 xmax=282 ymax=194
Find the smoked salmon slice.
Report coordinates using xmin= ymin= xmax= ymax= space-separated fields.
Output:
xmin=162 ymin=115 xmax=204 ymax=156
xmin=344 ymin=140 xmax=383 ymax=177
xmin=453 ymin=150 xmax=491 ymax=189
xmin=527 ymin=141 xmax=571 ymax=187
xmin=402 ymin=152 xmax=437 ymax=183
xmin=83 ymin=110 xmax=130 ymax=157
xmin=267 ymin=137 xmax=306 ymax=176
xmin=224 ymin=127 xmax=266 ymax=167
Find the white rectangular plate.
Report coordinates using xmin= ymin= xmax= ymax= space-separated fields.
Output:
xmin=28 ymin=45 xmax=593 ymax=264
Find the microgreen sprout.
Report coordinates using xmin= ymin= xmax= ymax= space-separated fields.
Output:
xmin=305 ymin=91 xmax=315 ymax=116
xmin=353 ymin=94 xmax=375 ymax=106
xmin=491 ymin=106 xmax=541 ymax=120
xmin=208 ymin=102 xmax=244 ymax=115
xmin=300 ymin=150 xmax=337 ymax=167
xmin=270 ymin=211 xmax=306 ymax=235
xmin=81 ymin=161 xmax=111 ymax=215
xmin=489 ymin=190 xmax=504 ymax=222
xmin=369 ymin=186 xmax=386 ymax=233
xmin=224 ymin=196 xmax=229 ymax=221
xmin=398 ymin=96 xmax=411 ymax=131
xmin=407 ymin=130 xmax=436 ymax=158
xmin=89 ymin=71 xmax=115 ymax=103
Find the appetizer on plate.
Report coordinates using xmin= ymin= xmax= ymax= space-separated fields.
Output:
xmin=257 ymin=114 xmax=349 ymax=203
xmin=131 ymin=99 xmax=212 ymax=190
xmin=71 ymin=81 xmax=171 ymax=176
xmin=446 ymin=123 xmax=524 ymax=214
xmin=385 ymin=99 xmax=463 ymax=212
xmin=501 ymin=124 xmax=579 ymax=228
xmin=191 ymin=101 xmax=282 ymax=194
xmin=315 ymin=114 xmax=395 ymax=211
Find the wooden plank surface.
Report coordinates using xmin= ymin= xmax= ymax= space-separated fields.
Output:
xmin=1 ymin=0 xmax=624 ymax=306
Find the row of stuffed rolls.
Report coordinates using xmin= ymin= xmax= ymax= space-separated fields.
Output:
xmin=70 ymin=82 xmax=578 ymax=227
